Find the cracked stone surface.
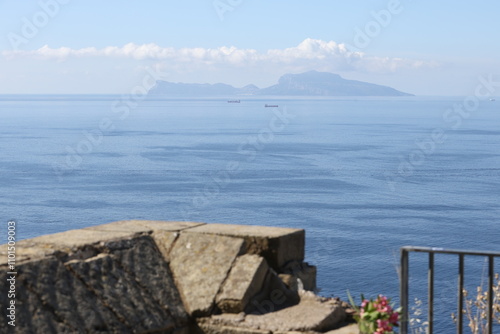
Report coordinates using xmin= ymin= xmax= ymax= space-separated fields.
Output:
xmin=169 ymin=232 xmax=245 ymax=316
xmin=186 ymin=223 xmax=305 ymax=270
xmin=85 ymin=220 xmax=205 ymax=234
xmin=0 ymin=256 xmax=128 ymax=333
xmin=0 ymin=232 xmax=190 ymax=333
xmin=107 ymin=235 xmax=189 ymax=325
xmin=216 ymin=254 xmax=269 ymax=313
xmin=199 ymin=291 xmax=346 ymax=332
xmin=0 ymin=220 xmax=354 ymax=334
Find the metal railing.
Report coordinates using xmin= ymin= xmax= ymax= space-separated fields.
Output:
xmin=400 ymin=246 xmax=500 ymax=334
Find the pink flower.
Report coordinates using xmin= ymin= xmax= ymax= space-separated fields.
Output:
xmin=353 ymin=294 xmax=399 ymax=333
xmin=376 ymin=319 xmax=393 ymax=332
xmin=389 ymin=311 xmax=399 ymax=324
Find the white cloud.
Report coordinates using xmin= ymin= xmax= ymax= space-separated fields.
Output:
xmin=1 ymin=38 xmax=437 ymax=73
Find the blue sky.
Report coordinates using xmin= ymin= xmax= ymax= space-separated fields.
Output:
xmin=0 ymin=0 xmax=499 ymax=95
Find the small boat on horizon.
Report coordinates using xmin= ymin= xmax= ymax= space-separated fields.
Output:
xmin=265 ymin=104 xmax=278 ymax=108
xmin=227 ymin=100 xmax=240 ymax=103
xmin=490 ymin=98 xmax=496 ymax=101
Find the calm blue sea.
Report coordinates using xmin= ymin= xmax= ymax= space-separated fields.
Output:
xmin=1 ymin=95 xmax=499 ymax=331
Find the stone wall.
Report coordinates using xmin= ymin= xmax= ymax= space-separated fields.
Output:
xmin=0 ymin=220 xmax=357 ymax=334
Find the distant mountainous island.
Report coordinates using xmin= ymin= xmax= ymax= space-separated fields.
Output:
xmin=148 ymin=71 xmax=412 ymax=97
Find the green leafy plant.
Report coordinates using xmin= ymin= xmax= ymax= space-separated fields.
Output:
xmin=348 ymin=291 xmax=402 ymax=334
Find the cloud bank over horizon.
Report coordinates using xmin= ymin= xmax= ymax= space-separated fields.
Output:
xmin=2 ymin=38 xmax=437 ymax=75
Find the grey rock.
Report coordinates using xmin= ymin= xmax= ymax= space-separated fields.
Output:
xmin=106 ymin=235 xmax=189 ymax=326
xmin=169 ymin=232 xmax=245 ymax=316
xmin=86 ymin=220 xmax=204 ymax=261
xmin=202 ymin=291 xmax=346 ymax=332
xmin=217 ymin=254 xmax=269 ymax=313
xmin=197 ymin=323 xmax=272 ymax=334
xmin=66 ymin=252 xmax=175 ymax=332
xmin=281 ymin=261 xmax=317 ymax=291
xmin=0 ymin=257 xmax=128 ymax=333
xmin=196 ymin=314 xmax=271 ymax=334
xmin=186 ymin=223 xmax=305 ymax=270
xmin=248 ymin=268 xmax=300 ymax=315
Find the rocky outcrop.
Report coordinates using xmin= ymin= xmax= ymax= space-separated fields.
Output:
xmin=169 ymin=232 xmax=245 ymax=316
xmin=0 ymin=220 xmax=354 ymax=333
xmin=196 ymin=291 xmax=347 ymax=333
xmin=0 ymin=223 xmax=193 ymax=333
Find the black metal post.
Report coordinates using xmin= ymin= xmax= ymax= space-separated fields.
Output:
xmin=457 ymin=254 xmax=464 ymax=334
xmin=428 ymin=252 xmax=434 ymax=333
xmin=400 ymin=248 xmax=409 ymax=334
xmin=401 ymin=246 xmax=500 ymax=334
xmin=487 ymin=256 xmax=494 ymax=334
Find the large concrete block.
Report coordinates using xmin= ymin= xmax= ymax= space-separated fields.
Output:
xmin=169 ymin=232 xmax=245 ymax=316
xmin=11 ymin=228 xmax=141 ymax=263
xmin=107 ymin=235 xmax=189 ymax=326
xmin=87 ymin=220 xmax=205 ymax=261
xmin=22 ymin=228 xmax=140 ymax=249
xmin=186 ymin=223 xmax=305 ymax=270
xmin=216 ymin=254 xmax=269 ymax=313
xmin=66 ymin=252 xmax=176 ymax=332
xmin=152 ymin=230 xmax=179 ymax=260
xmin=0 ymin=243 xmax=57 ymax=265
xmin=0 ymin=257 xmax=128 ymax=333
xmin=0 ymin=232 xmax=190 ymax=333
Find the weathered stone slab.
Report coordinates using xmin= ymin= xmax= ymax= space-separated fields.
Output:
xmin=325 ymin=323 xmax=359 ymax=333
xmin=0 ymin=256 xmax=128 ymax=333
xmin=186 ymin=223 xmax=305 ymax=270
xmin=197 ymin=323 xmax=272 ymax=334
xmin=0 ymin=243 xmax=56 ymax=264
xmin=152 ymin=230 xmax=179 ymax=260
xmin=0 ymin=221 xmax=340 ymax=333
xmin=86 ymin=220 xmax=205 ymax=233
xmin=196 ymin=314 xmax=272 ymax=334
xmin=244 ymin=292 xmax=346 ymax=332
xmin=202 ymin=291 xmax=346 ymax=332
xmin=12 ymin=229 xmax=141 ymax=264
xmin=87 ymin=220 xmax=205 ymax=261
xmin=108 ymin=235 xmax=189 ymax=326
xmin=24 ymin=228 xmax=140 ymax=248
xmin=169 ymin=232 xmax=245 ymax=316
xmin=66 ymin=252 xmax=177 ymax=332
xmin=0 ymin=271 xmax=76 ymax=333
xmin=217 ymin=254 xmax=269 ymax=313
xmin=1 ymin=229 xmax=137 ymax=265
